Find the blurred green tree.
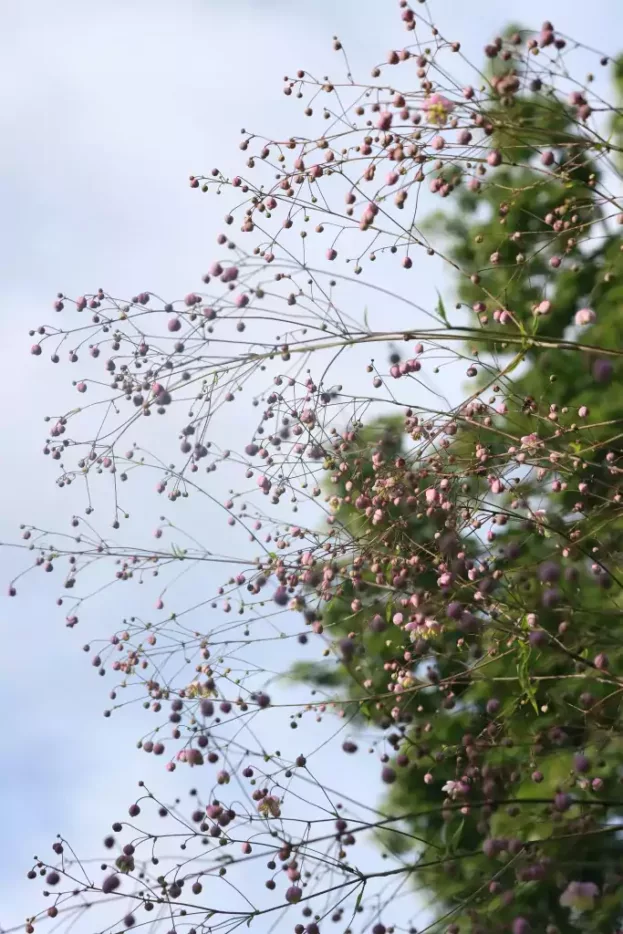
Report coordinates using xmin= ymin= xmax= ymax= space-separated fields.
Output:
xmin=288 ymin=38 xmax=623 ymax=934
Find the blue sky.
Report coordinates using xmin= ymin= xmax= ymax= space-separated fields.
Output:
xmin=1 ymin=0 xmax=621 ymax=931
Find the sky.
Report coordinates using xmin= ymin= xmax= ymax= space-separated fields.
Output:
xmin=1 ymin=1 xmax=621 ymax=932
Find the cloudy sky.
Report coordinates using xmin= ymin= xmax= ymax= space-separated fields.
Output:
xmin=1 ymin=1 xmax=621 ymax=931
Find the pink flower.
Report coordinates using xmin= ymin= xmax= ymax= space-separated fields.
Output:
xmin=257 ymin=475 xmax=271 ymax=493
xmin=220 ymin=266 xmax=239 ymax=283
xmin=559 ymin=881 xmax=599 ymax=912
xmin=574 ymin=307 xmax=596 ymax=326
xmin=420 ymin=93 xmax=454 ymax=125
xmin=442 ymin=779 xmax=469 ymax=799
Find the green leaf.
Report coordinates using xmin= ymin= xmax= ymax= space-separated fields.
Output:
xmin=448 ymin=817 xmax=465 ymax=854
xmin=354 ymin=887 xmax=365 ymax=912
xmin=284 ymin=660 xmax=344 ymax=688
xmin=435 ymin=290 xmax=451 ymax=328
xmin=517 ymin=641 xmax=539 ymax=715
xmin=503 ymin=351 xmax=526 ymax=376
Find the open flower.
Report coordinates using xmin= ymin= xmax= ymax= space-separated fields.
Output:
xmin=421 ymin=93 xmax=454 ymax=125
xmin=520 ymin=433 xmax=541 ymax=449
xmin=442 ymin=779 xmax=469 ymax=799
xmin=257 ymin=795 xmax=282 ymax=818
xmin=559 ymin=881 xmax=599 ymax=912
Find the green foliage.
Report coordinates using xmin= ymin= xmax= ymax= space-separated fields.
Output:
xmin=288 ymin=51 xmax=623 ymax=934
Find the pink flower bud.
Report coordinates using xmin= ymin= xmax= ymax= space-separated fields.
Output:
xmin=574 ymin=307 xmax=596 ymax=326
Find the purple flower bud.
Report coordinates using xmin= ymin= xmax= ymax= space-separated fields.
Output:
xmin=593 ymin=358 xmax=613 ymax=383
xmin=541 ymin=588 xmax=561 ymax=609
xmin=538 ymin=561 xmax=560 ymax=583
xmin=482 ymin=838 xmax=499 ymax=858
xmin=273 ymin=587 xmax=289 ymax=607
xmin=102 ymin=874 xmax=121 ymax=894
xmin=529 ymin=629 xmax=547 ymax=647
xmin=458 ymin=611 xmax=480 ymax=634
xmin=369 ymin=614 xmax=387 ymax=633
xmin=381 ymin=766 xmax=396 ymax=784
